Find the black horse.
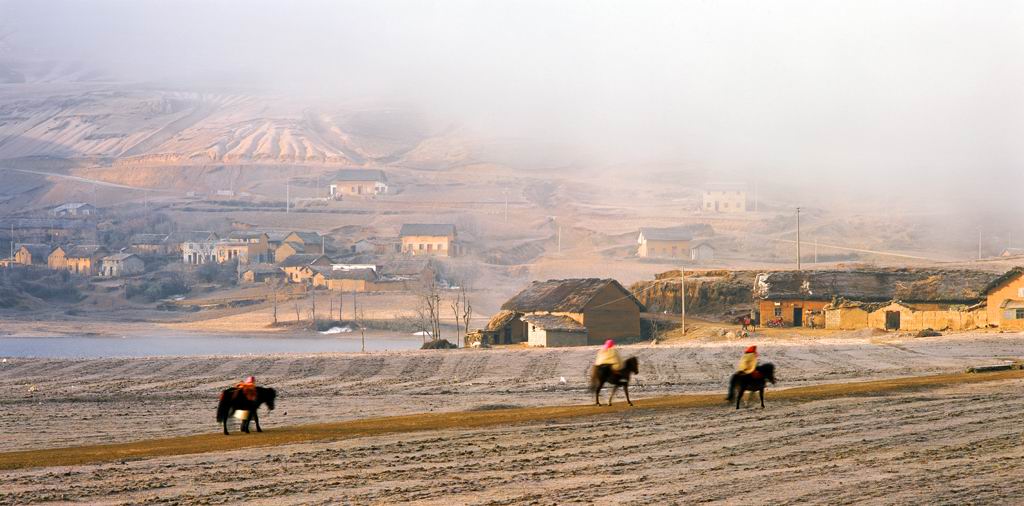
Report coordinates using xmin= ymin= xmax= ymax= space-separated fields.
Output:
xmin=590 ymin=357 xmax=639 ymax=406
xmin=216 ymin=386 xmax=276 ymax=435
xmin=727 ymin=363 xmax=776 ymax=409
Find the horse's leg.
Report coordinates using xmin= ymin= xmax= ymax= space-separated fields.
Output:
xmin=624 ymin=382 xmax=633 ymax=406
xmin=608 ymin=385 xmax=618 ymax=406
xmin=759 ymin=388 xmax=765 ymax=409
xmin=735 ymin=387 xmax=743 ymax=410
xmin=223 ymin=415 xmax=230 ymax=435
xmin=253 ymin=410 xmax=262 ymax=432
xmin=595 ymin=380 xmax=603 ymax=406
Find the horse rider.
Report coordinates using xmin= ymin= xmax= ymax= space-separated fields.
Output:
xmin=727 ymin=345 xmax=758 ymax=401
xmin=236 ymin=375 xmax=258 ymax=402
xmin=594 ymin=339 xmax=623 ymax=373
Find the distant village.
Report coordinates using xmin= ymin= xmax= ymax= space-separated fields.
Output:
xmin=2 ymin=174 xmax=1022 ymax=350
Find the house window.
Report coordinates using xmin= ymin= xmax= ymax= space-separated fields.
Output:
xmin=418 ymin=244 xmax=424 ymax=250
xmin=1018 ymin=288 xmax=1024 ymax=297
xmin=774 ymin=306 xmax=782 ymax=317
xmin=1017 ymin=309 xmax=1024 ymax=320
xmin=723 ymin=202 xmax=729 ymax=208
xmin=427 ymin=244 xmax=433 ymax=252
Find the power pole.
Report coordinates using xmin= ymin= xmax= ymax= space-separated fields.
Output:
xmin=680 ymin=268 xmax=686 ymax=336
xmin=978 ymin=229 xmax=982 ymax=260
xmin=503 ymin=189 xmax=508 ymax=223
xmin=321 ymin=236 xmax=325 ymax=255
xmin=286 ymin=179 xmax=290 ymax=214
xmin=557 ymin=224 xmax=562 ymax=253
xmin=754 ymin=182 xmax=759 ymax=213
xmin=814 ymin=237 xmax=818 ymax=263
xmin=796 ymin=207 xmax=802 ymax=270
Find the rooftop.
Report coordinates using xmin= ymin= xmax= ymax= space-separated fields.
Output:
xmin=501 ymin=278 xmax=644 ymax=313
xmin=754 ymin=268 xmax=1001 ymax=304
xmin=333 ymin=169 xmax=387 ymax=182
xmin=522 ymin=314 xmax=587 ymax=332
xmin=639 ymin=227 xmax=693 ymax=242
xmin=400 ymin=224 xmax=456 ymax=237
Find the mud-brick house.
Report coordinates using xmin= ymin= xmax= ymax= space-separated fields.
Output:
xmin=312 ymin=267 xmax=378 ymax=292
xmin=482 ymin=278 xmax=644 ymax=347
xmin=14 ymin=244 xmax=51 ymax=266
xmin=637 ymin=228 xmax=692 ymax=258
xmin=690 ymin=242 xmax=716 ymax=261
xmin=50 ymin=203 xmax=97 ymax=218
xmin=220 ymin=231 xmax=271 ymax=264
xmin=982 ymin=267 xmax=1024 ymax=330
xmin=329 ymin=169 xmax=388 ymax=198
xmin=241 ymin=265 xmax=286 ymax=284
xmin=400 ymin=224 xmax=459 ymax=257
xmin=756 ymin=268 xmax=998 ymax=330
xmin=284 ymin=231 xmax=325 ymax=254
xmin=702 ymin=184 xmax=747 ymax=213
xmin=100 ymin=253 xmax=145 ymax=277
xmin=49 ymin=245 xmax=108 ymax=276
xmin=278 ymin=254 xmax=333 ymax=283
xmin=182 ymin=240 xmax=217 ymax=265
xmin=130 ymin=234 xmax=170 ymax=256
xmin=274 ymin=241 xmax=305 ymax=263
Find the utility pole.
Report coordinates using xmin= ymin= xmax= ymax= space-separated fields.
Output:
xmin=503 ymin=189 xmax=509 ymax=223
xmin=978 ymin=229 xmax=982 ymax=260
xmin=796 ymin=207 xmax=802 ymax=270
xmin=680 ymin=268 xmax=686 ymax=336
xmin=754 ymin=182 xmax=759 ymax=213
xmin=286 ymin=178 xmax=290 ymax=214
xmin=321 ymin=235 xmax=326 ymax=255
xmin=814 ymin=237 xmax=818 ymax=264
xmin=557 ymin=224 xmax=562 ymax=253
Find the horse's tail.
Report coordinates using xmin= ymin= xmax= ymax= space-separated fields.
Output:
xmin=216 ymin=388 xmax=232 ymax=423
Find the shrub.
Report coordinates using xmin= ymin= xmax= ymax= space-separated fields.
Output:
xmin=421 ymin=339 xmax=458 ymax=350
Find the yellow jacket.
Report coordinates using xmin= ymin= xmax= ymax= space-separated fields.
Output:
xmin=737 ymin=352 xmax=757 ymax=374
xmin=595 ymin=347 xmax=623 ymax=371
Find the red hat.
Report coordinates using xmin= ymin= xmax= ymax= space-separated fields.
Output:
xmin=244 ymin=376 xmax=255 ymax=384
xmin=745 ymin=346 xmax=757 ymax=353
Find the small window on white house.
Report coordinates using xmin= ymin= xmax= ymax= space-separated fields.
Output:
xmin=1017 ymin=309 xmax=1024 ymax=320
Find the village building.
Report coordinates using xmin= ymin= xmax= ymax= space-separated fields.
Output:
xmin=278 ymin=254 xmax=333 ymax=283
xmin=755 ymin=268 xmax=998 ymax=330
xmin=312 ymin=267 xmax=378 ymax=292
xmin=522 ymin=314 xmax=589 ymax=347
xmin=182 ymin=240 xmax=217 ymax=265
xmin=216 ymin=232 xmax=271 ymax=264
xmin=400 ymin=224 xmax=459 ymax=257
xmin=982 ymin=267 xmax=1024 ymax=330
xmin=1001 ymin=248 xmax=1024 ymax=258
xmin=13 ymin=244 xmax=51 ymax=266
xmin=50 ymin=203 xmax=97 ymax=218
xmin=0 ymin=218 xmax=97 ymax=244
xmin=329 ymin=169 xmax=388 ymax=198
xmin=349 ymin=237 xmax=397 ymax=255
xmin=637 ymin=228 xmax=692 ymax=258
xmin=481 ymin=278 xmax=644 ymax=347
xmin=284 ymin=231 xmax=325 ymax=253
xmin=165 ymin=231 xmax=218 ymax=257
xmin=100 ymin=253 xmax=145 ymax=277
xmin=241 ymin=265 xmax=286 ymax=284
xmin=49 ymin=245 xmax=109 ymax=276
xmin=130 ymin=233 xmax=170 ymax=256
xmin=274 ymin=242 xmax=305 ymax=263
xmin=702 ymin=184 xmax=747 ymax=213
xmin=690 ymin=242 xmax=716 ymax=261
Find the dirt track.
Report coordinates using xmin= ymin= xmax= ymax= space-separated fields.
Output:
xmin=3 ymin=374 xmax=1024 ymax=504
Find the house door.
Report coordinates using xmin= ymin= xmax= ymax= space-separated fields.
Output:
xmin=792 ymin=307 xmax=803 ymax=327
xmin=885 ymin=311 xmax=901 ymax=330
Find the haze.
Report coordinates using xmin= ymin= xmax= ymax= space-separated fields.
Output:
xmin=2 ymin=0 xmax=1023 ymax=214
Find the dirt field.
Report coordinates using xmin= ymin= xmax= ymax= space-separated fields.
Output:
xmin=2 ymin=332 xmax=1023 ymax=504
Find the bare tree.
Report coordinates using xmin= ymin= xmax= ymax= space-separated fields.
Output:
xmin=271 ymin=282 xmax=278 ymax=325
xmin=310 ymin=286 xmax=317 ymax=324
xmin=460 ymin=284 xmax=473 ymax=347
xmin=294 ymin=300 xmax=301 ymax=322
xmin=415 ymin=277 xmax=442 ymax=342
xmin=450 ymin=293 xmax=462 ymax=347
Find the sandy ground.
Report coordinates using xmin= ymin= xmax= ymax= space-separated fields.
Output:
xmin=2 ymin=376 xmax=1024 ymax=504
xmin=2 ymin=332 xmax=1022 ymax=454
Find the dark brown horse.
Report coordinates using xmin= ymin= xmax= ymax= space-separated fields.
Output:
xmin=590 ymin=356 xmax=639 ymax=406
xmin=727 ymin=363 xmax=776 ymax=409
xmin=216 ymin=386 xmax=276 ymax=435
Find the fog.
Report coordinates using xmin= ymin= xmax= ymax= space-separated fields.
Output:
xmin=3 ymin=0 xmax=1022 ymax=214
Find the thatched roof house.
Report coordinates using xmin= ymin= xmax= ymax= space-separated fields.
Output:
xmin=754 ymin=268 xmax=998 ymax=304
xmin=489 ymin=278 xmax=644 ymax=347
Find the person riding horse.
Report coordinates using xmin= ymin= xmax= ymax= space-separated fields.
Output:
xmin=236 ymin=375 xmax=258 ymax=402
xmin=594 ymin=339 xmax=623 ymax=374
xmin=727 ymin=345 xmax=758 ymax=401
